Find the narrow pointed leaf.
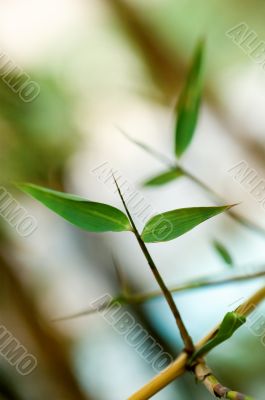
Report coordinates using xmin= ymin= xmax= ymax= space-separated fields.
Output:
xmin=17 ymin=183 xmax=132 ymax=233
xmin=144 ymin=168 xmax=184 ymax=186
xmin=141 ymin=205 xmax=233 ymax=243
xmin=175 ymin=39 xmax=205 ymax=157
xmin=213 ymin=239 xmax=234 ymax=267
xmin=189 ymin=312 xmax=246 ymax=364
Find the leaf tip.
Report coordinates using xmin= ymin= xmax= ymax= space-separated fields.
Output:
xmin=226 ymin=203 xmax=240 ymax=210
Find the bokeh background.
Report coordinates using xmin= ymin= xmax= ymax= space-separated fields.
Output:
xmin=1 ymin=0 xmax=265 ymax=399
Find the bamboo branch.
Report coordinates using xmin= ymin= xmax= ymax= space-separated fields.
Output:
xmin=117 ymin=127 xmax=175 ymax=168
xmin=129 ymin=267 xmax=265 ymax=304
xmin=113 ymin=174 xmax=194 ymax=353
xmin=54 ymin=267 xmax=265 ymax=321
xmin=194 ymin=361 xmax=254 ymax=400
xmin=128 ymin=286 xmax=265 ymax=400
xmin=108 ymin=0 xmax=265 ymax=176
xmin=183 ymin=168 xmax=265 ymax=237
xmin=121 ymin=131 xmax=265 ymax=237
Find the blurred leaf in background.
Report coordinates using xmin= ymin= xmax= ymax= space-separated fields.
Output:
xmin=0 ymin=70 xmax=79 ymax=189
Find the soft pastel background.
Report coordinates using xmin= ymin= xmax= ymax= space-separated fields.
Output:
xmin=1 ymin=1 xmax=265 ymax=399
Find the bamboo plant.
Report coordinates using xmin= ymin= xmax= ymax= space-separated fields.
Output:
xmin=17 ymin=40 xmax=265 ymax=400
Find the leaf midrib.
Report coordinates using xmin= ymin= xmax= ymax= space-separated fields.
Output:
xmin=29 ymin=190 xmax=131 ymax=229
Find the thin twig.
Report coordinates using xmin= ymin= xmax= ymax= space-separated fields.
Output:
xmin=121 ymin=130 xmax=265 ymax=236
xmin=128 ymin=285 xmax=265 ymax=400
xmin=130 ymin=267 xmax=265 ymax=303
xmin=112 ymin=255 xmax=130 ymax=295
xmin=112 ymin=173 xmax=194 ymax=353
xmin=117 ymin=126 xmax=175 ymax=168
xmin=52 ymin=300 xmax=114 ymax=322
xmin=184 ymin=168 xmax=265 ymax=237
xmin=53 ymin=267 xmax=265 ymax=321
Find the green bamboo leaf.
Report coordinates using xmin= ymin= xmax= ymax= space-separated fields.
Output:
xmin=189 ymin=312 xmax=246 ymax=365
xmin=175 ymin=39 xmax=205 ymax=157
xmin=17 ymin=183 xmax=132 ymax=233
xmin=141 ymin=205 xmax=233 ymax=243
xmin=213 ymin=239 xmax=234 ymax=267
xmin=144 ymin=168 xmax=183 ymax=186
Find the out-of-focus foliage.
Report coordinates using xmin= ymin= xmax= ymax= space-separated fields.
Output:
xmin=213 ymin=240 xmax=234 ymax=267
xmin=0 ymin=69 xmax=78 ymax=189
xmin=144 ymin=168 xmax=184 ymax=186
xmin=175 ymin=40 xmax=204 ymax=158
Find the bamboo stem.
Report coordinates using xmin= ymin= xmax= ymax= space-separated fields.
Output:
xmin=194 ymin=361 xmax=254 ymax=400
xmin=113 ymin=174 xmax=194 ymax=353
xmin=128 ymin=286 xmax=265 ymax=400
